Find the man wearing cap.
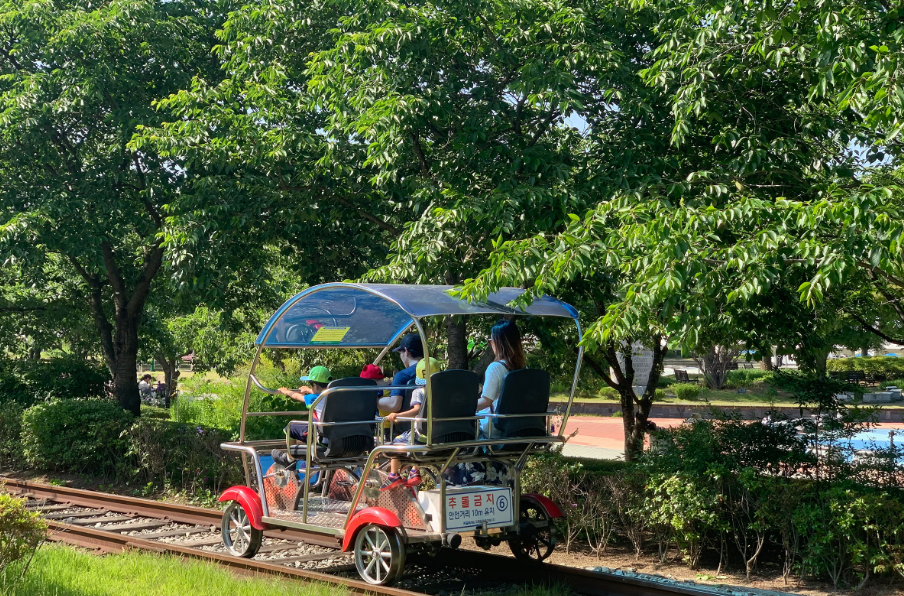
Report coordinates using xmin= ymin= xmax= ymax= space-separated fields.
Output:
xmin=378 ymin=334 xmax=423 ymax=414
xmin=272 ymin=366 xmax=333 ymax=467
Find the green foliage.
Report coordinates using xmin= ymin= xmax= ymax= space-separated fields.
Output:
xmin=173 ymin=374 xmax=302 ymax=441
xmin=21 ymin=400 xmax=133 ymax=476
xmin=644 ymin=473 xmax=719 ymax=568
xmin=0 ymin=358 xmax=108 ymax=406
xmin=4 ymin=543 xmax=350 ymax=596
xmin=0 ymin=491 xmax=47 ymax=584
xmin=0 ymin=402 xmax=24 ymax=468
xmin=827 ymin=356 xmax=904 ymax=377
xmin=653 ymin=389 xmax=666 ymax=402
xmin=724 ymin=369 xmax=772 ymax=389
xmin=123 ymin=419 xmax=242 ymax=494
xmin=597 ymin=387 xmax=620 ymax=400
xmin=672 ymin=383 xmax=702 ymax=401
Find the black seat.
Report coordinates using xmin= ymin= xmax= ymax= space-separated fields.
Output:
xmin=491 ymin=369 xmax=551 ymax=441
xmin=416 ymin=370 xmax=480 ymax=444
xmin=311 ymin=377 xmax=378 ymax=459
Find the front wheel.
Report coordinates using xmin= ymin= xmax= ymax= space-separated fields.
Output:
xmin=354 ymin=524 xmax=405 ymax=585
xmin=508 ymin=500 xmax=557 ymax=562
xmin=221 ymin=501 xmax=263 ymax=558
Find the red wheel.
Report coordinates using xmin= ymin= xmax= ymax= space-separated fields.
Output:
xmin=221 ymin=501 xmax=263 ymax=557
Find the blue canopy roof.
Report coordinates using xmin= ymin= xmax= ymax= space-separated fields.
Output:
xmin=256 ymin=283 xmax=578 ymax=348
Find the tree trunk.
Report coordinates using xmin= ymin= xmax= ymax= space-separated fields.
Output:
xmin=760 ymin=357 xmax=773 ymax=371
xmin=445 ymin=315 xmax=468 ymax=370
xmin=155 ymin=352 xmax=180 ymax=409
xmin=71 ymin=243 xmax=164 ymax=417
xmin=582 ymin=338 xmax=666 ymax=462
xmin=111 ymin=335 xmax=141 ymax=416
xmin=695 ymin=345 xmax=740 ymax=389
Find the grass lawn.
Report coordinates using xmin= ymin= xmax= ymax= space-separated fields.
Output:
xmin=2 ymin=544 xmax=344 ymax=596
xmin=3 ymin=544 xmax=575 ymax=596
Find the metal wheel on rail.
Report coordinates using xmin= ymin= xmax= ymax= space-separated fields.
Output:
xmin=353 ymin=524 xmax=405 ymax=585
xmin=221 ymin=501 xmax=263 ymax=558
xmin=508 ymin=500 xmax=556 ymax=562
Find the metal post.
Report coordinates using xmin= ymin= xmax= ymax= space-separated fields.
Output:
xmin=239 ymin=346 xmax=263 ymax=487
xmin=560 ymin=318 xmax=583 ymax=436
xmin=302 ymin=406 xmax=315 ymax=523
xmin=412 ymin=318 xmax=432 ymax=444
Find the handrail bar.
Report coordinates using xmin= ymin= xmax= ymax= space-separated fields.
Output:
xmin=249 ymin=374 xmax=280 ymax=395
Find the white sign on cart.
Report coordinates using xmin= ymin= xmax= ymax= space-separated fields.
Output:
xmin=418 ymin=486 xmax=514 ymax=532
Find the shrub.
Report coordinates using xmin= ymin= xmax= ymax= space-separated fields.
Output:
xmin=0 ymin=402 xmax=24 ymax=469
xmin=672 ymin=383 xmax=702 ymax=400
xmin=827 ymin=356 xmax=904 ymax=378
xmin=654 ymin=389 xmax=666 ymax=401
xmin=0 ymin=490 xmax=47 ymax=584
xmin=173 ymin=375 xmax=302 ymax=440
xmin=597 ymin=387 xmax=619 ymax=400
xmin=725 ymin=369 xmax=772 ymax=389
xmin=644 ymin=473 xmax=719 ymax=568
xmin=21 ymin=399 xmax=133 ymax=476
xmin=123 ymin=419 xmax=243 ymax=494
xmin=0 ymin=358 xmax=108 ymax=406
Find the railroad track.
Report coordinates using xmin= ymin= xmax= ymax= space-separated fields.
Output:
xmin=2 ymin=478 xmax=735 ymax=596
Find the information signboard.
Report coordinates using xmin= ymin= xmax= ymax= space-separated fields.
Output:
xmin=418 ymin=486 xmax=514 ymax=532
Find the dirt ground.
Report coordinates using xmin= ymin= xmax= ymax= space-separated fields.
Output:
xmin=462 ymin=536 xmax=904 ymax=596
xmin=5 ymin=470 xmax=903 ymax=596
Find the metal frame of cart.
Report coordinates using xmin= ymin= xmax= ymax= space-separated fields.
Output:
xmin=217 ymin=283 xmax=583 ymax=585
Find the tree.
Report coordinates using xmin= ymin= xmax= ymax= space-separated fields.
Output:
xmin=612 ymin=0 xmax=904 ymax=352
xmin=141 ymin=306 xmax=258 ymax=406
xmin=305 ymin=0 xmax=621 ymax=368
xmin=146 ymin=0 xmax=632 ymax=372
xmin=0 ymin=256 xmax=99 ymax=361
xmin=457 ymin=0 xmax=904 ymax=454
xmin=0 ymin=0 xmax=241 ymax=413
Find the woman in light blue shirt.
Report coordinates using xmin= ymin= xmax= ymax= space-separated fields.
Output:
xmin=477 ymin=320 xmax=526 ymax=437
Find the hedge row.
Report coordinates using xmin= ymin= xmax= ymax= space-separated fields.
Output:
xmin=0 ymin=358 xmax=108 ymax=406
xmin=524 ymin=415 xmax=904 ymax=588
xmin=1 ymin=399 xmax=241 ymax=494
xmin=826 ymin=356 xmax=904 ymax=377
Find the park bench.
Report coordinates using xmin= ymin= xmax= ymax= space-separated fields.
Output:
xmin=846 ymin=370 xmax=867 ymax=386
xmin=674 ymin=369 xmax=700 ymax=385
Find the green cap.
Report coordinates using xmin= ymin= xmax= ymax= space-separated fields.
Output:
xmin=300 ymin=366 xmax=332 ymax=384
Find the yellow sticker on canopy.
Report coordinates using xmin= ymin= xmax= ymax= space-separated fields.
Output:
xmin=310 ymin=326 xmax=351 ymax=343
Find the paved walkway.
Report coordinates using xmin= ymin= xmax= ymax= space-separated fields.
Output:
xmin=560 ymin=416 xmax=904 ymax=460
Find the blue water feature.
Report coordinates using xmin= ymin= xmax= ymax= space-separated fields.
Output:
xmin=846 ymin=428 xmax=902 ymax=453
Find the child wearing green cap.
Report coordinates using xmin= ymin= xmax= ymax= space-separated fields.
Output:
xmin=272 ymin=366 xmax=333 ymax=467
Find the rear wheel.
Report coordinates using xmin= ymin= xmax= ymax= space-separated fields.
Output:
xmin=508 ymin=500 xmax=556 ymax=562
xmin=221 ymin=501 xmax=263 ymax=558
xmin=354 ymin=524 xmax=405 ymax=585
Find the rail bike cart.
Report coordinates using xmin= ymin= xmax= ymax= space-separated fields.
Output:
xmin=218 ymin=283 xmax=584 ymax=585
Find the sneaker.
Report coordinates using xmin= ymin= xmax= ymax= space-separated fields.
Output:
xmin=271 ymin=449 xmax=292 ymax=468
xmin=380 ymin=473 xmax=405 ymax=491
xmin=405 ymin=469 xmax=422 ymax=488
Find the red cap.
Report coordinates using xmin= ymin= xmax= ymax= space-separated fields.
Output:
xmin=359 ymin=364 xmax=385 ymax=380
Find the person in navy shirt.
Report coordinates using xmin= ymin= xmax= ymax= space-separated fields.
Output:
xmin=377 ymin=334 xmax=423 ymax=414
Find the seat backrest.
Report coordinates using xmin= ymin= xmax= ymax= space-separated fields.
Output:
xmin=492 ymin=369 xmax=551 ymax=439
xmin=319 ymin=377 xmax=378 ymax=458
xmin=675 ymin=369 xmax=689 ymax=382
xmin=416 ymin=370 xmax=479 ymax=443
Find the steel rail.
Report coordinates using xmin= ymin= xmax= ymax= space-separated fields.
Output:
xmin=40 ymin=520 xmax=415 ymax=596
xmin=4 ymin=479 xmax=737 ymax=596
